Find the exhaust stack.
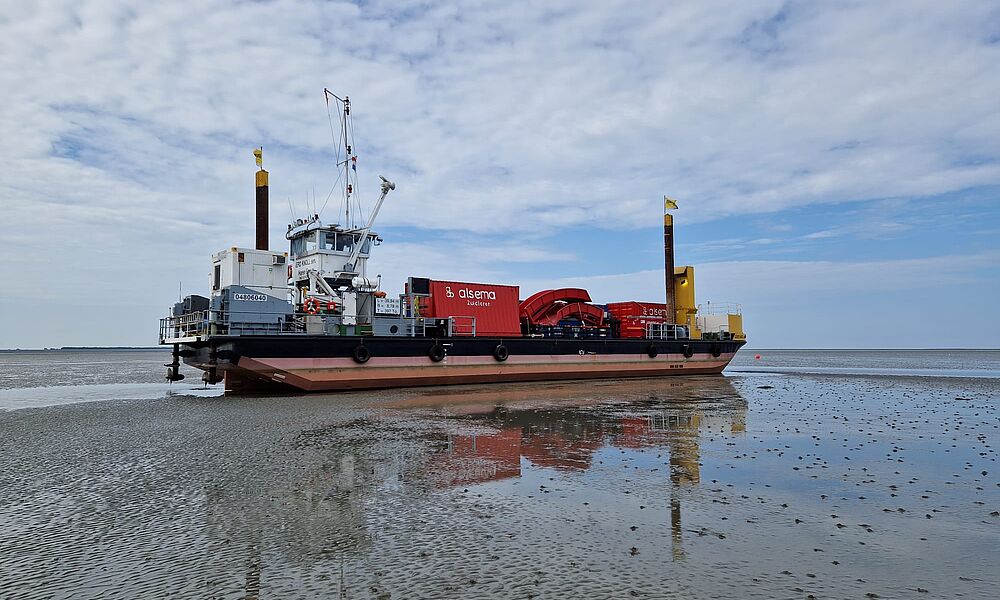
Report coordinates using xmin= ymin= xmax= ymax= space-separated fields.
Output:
xmin=254 ymin=147 xmax=268 ymax=251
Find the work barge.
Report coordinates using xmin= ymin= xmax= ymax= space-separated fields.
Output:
xmin=160 ymin=92 xmax=746 ymax=392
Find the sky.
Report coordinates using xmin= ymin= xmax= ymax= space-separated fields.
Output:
xmin=1 ymin=0 xmax=999 ymax=349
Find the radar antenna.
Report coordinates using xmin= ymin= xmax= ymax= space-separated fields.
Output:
xmin=323 ymin=88 xmax=365 ymax=227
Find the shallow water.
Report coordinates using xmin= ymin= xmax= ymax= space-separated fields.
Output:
xmin=0 ymin=350 xmax=997 ymax=598
xmin=731 ymin=348 xmax=1000 ymax=378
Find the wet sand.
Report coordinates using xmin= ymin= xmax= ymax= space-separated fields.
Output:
xmin=0 ymin=356 xmax=998 ymax=598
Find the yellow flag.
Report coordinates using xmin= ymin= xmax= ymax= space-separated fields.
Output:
xmin=664 ymin=195 xmax=679 ymax=211
xmin=253 ymin=148 xmax=263 ymax=167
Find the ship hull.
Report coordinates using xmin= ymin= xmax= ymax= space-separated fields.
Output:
xmin=179 ymin=336 xmax=745 ymax=393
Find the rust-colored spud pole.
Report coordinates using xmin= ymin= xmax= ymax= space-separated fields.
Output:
xmin=663 ymin=196 xmax=678 ymax=323
xmin=254 ymin=147 xmax=268 ymax=250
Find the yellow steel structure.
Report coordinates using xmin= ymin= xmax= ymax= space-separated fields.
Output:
xmin=728 ymin=313 xmax=746 ymax=340
xmin=669 ymin=264 xmax=745 ymax=341
xmin=672 ymin=265 xmax=701 ymax=339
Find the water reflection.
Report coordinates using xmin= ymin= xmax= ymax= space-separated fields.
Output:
xmin=229 ymin=379 xmax=746 ymax=557
xmin=200 ymin=377 xmax=746 ymax=595
xmin=417 ymin=377 xmax=747 ymax=561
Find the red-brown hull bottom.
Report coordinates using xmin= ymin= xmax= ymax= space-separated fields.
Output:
xmin=222 ymin=352 xmax=738 ymax=393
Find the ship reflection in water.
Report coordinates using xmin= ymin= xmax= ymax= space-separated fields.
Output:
xmin=413 ymin=376 xmax=747 ymax=561
xmin=190 ymin=376 xmax=750 ymax=598
xmin=0 ymin=375 xmax=750 ymax=599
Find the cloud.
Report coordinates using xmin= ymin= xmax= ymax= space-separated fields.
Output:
xmin=5 ymin=1 xmax=1000 ymax=230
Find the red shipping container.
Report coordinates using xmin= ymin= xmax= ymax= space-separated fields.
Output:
xmin=422 ymin=280 xmax=521 ymax=337
xmin=607 ymin=301 xmax=669 ymax=320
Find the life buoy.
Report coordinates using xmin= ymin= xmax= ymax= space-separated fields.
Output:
xmin=710 ymin=344 xmax=722 ymax=358
xmin=647 ymin=344 xmax=658 ymax=358
xmin=682 ymin=344 xmax=694 ymax=358
xmin=493 ymin=344 xmax=509 ymax=362
xmin=352 ymin=345 xmax=371 ymax=364
xmin=428 ymin=344 xmax=445 ymax=363
xmin=303 ymin=297 xmax=321 ymax=315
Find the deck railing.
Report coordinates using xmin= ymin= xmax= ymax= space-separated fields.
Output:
xmin=645 ymin=323 xmax=691 ymax=340
xmin=160 ymin=311 xmax=477 ymax=343
xmin=159 ymin=310 xmax=212 ymax=342
xmin=159 ymin=310 xmax=300 ymax=343
xmin=698 ymin=302 xmax=742 ymax=315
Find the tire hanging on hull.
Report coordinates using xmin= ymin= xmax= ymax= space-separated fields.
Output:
xmin=428 ymin=344 xmax=445 ymax=362
xmin=352 ymin=345 xmax=371 ymax=364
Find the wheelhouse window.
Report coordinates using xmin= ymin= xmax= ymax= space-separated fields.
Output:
xmin=336 ymin=235 xmax=354 ymax=253
xmin=290 ymin=233 xmax=320 ymax=256
xmin=308 ymin=231 xmax=372 ymax=254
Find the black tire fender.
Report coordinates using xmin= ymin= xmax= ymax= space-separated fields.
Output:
xmin=352 ymin=345 xmax=371 ymax=364
xmin=493 ymin=344 xmax=509 ymax=362
xmin=428 ymin=344 xmax=446 ymax=363
xmin=647 ymin=344 xmax=658 ymax=358
xmin=710 ymin=344 xmax=722 ymax=358
xmin=682 ymin=344 xmax=694 ymax=358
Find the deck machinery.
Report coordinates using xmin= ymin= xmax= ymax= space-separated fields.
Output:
xmin=160 ymin=93 xmax=746 ymax=392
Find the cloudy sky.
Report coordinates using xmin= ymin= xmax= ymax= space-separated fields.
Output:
xmin=2 ymin=0 xmax=998 ymax=348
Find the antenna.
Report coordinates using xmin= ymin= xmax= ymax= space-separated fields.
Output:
xmin=343 ymin=95 xmax=351 ymax=228
xmin=325 ymin=89 xmax=356 ymax=227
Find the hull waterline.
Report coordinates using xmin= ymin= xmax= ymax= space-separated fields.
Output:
xmin=179 ymin=335 xmax=745 ymax=393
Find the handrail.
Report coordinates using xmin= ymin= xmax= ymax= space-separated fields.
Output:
xmin=399 ymin=315 xmax=477 ymax=337
xmin=645 ymin=322 xmax=690 ymax=340
xmin=698 ymin=302 xmax=742 ymax=315
xmin=160 ymin=311 xmax=478 ymax=343
xmin=159 ymin=309 xmax=301 ymax=342
xmin=447 ymin=315 xmax=477 ymax=336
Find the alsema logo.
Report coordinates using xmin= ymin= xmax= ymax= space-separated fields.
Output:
xmin=445 ymin=286 xmax=496 ymax=301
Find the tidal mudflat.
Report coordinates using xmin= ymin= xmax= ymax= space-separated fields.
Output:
xmin=0 ymin=351 xmax=997 ymax=598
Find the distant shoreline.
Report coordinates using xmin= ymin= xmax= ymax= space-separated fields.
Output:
xmin=0 ymin=347 xmax=169 ymax=352
xmin=741 ymin=347 xmax=1000 ymax=351
xmin=1 ymin=347 xmax=997 ymax=353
